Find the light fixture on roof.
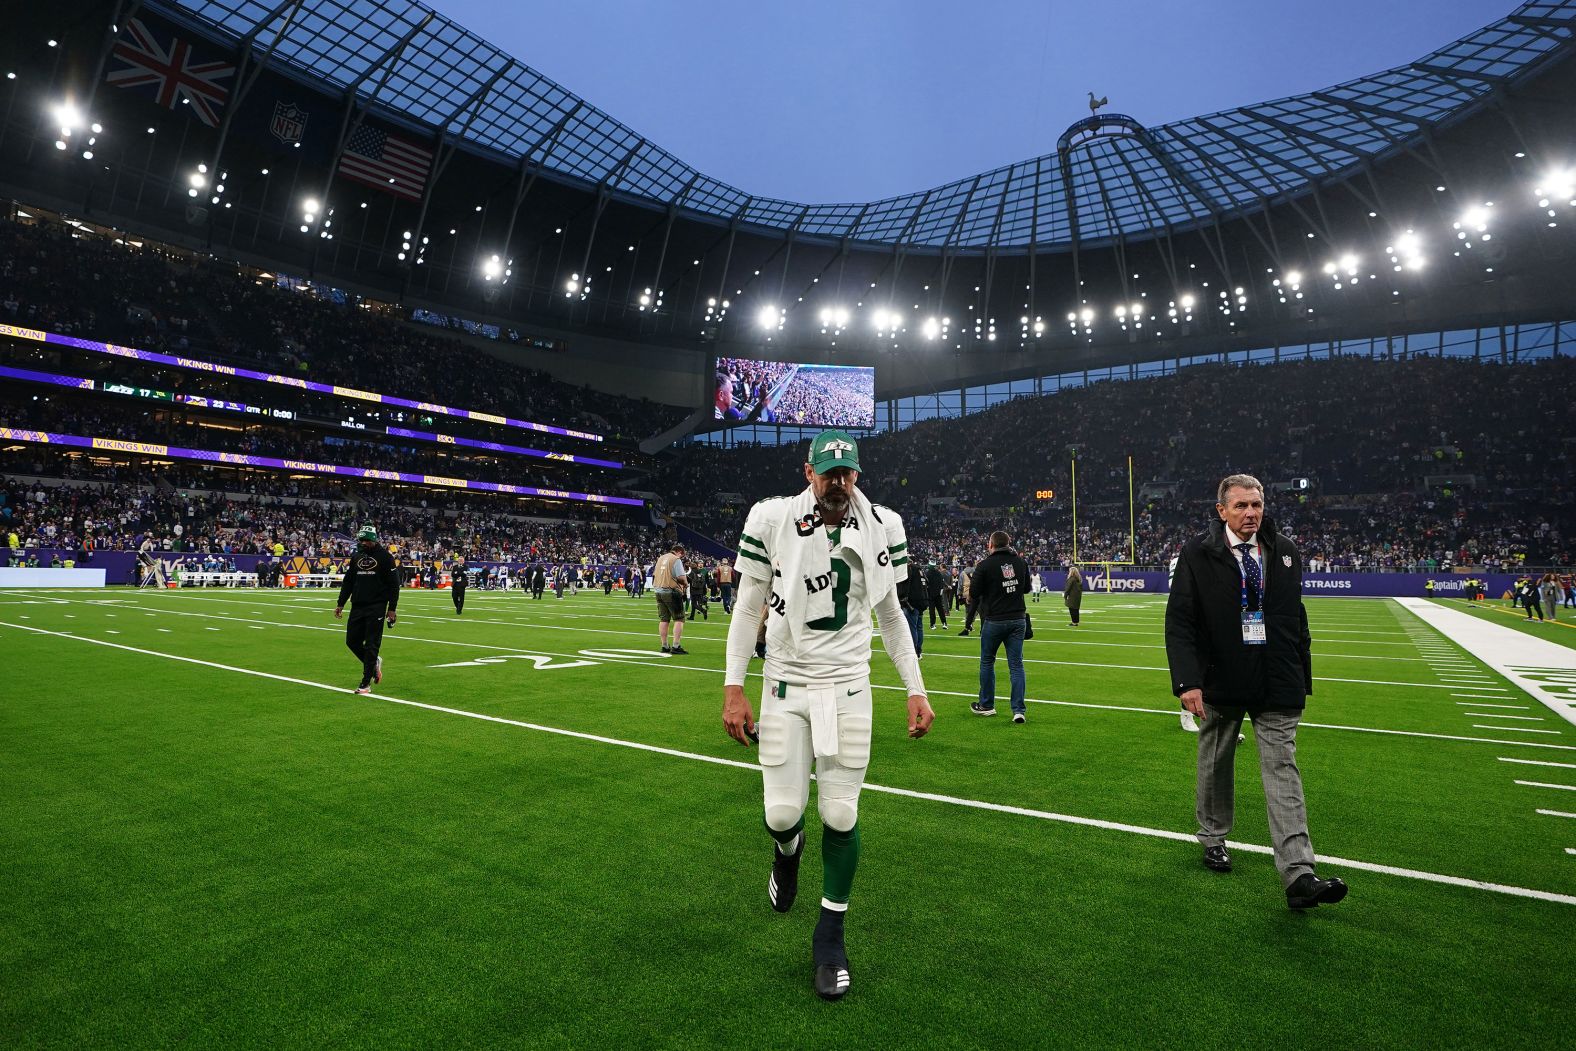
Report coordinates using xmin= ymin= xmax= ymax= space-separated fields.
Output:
xmin=1535 ymin=169 xmax=1576 ymax=209
xmin=1452 ymin=204 xmax=1492 ymax=248
xmin=1387 ymin=230 xmax=1425 ymax=271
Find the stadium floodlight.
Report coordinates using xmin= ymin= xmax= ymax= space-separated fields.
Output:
xmin=1388 ymin=230 xmax=1425 ymax=271
xmin=921 ymin=317 xmax=940 ymax=340
xmin=53 ymin=101 xmax=82 ymax=132
xmin=1534 ymin=169 xmax=1575 ymax=208
xmin=1284 ymin=271 xmax=1301 ymax=288
xmin=757 ymin=304 xmax=781 ymax=330
xmin=482 ymin=256 xmax=502 ymax=281
xmin=1455 ymin=206 xmax=1489 ymax=234
xmin=1130 ymin=302 xmax=1144 ymax=317
xmin=1179 ymin=294 xmax=1195 ymax=310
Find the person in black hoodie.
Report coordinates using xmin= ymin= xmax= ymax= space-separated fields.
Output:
xmin=968 ymin=532 xmax=1031 ymax=723
xmin=334 ymin=524 xmax=400 ymax=694
xmin=1165 ymin=474 xmax=1348 ymax=911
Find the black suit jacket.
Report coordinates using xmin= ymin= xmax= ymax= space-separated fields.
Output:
xmin=1164 ymin=516 xmax=1312 ymax=711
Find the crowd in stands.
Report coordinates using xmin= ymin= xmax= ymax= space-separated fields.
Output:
xmin=658 ymin=355 xmax=1575 ymax=571
xmin=5 ymin=213 xmax=1572 ymax=576
xmin=0 ymin=215 xmax=686 ymax=444
xmin=1 ymin=389 xmax=629 ymax=493
xmin=0 ymin=474 xmax=661 ymax=570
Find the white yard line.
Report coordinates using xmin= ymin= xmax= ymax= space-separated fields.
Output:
xmin=1499 ymin=758 xmax=1576 ymax=769
xmin=1396 ymin=600 xmax=1576 ymax=729
xmin=1458 ymin=702 xmax=1531 ymax=709
xmin=1537 ymin=810 xmax=1576 ymax=819
xmin=1516 ymin=780 xmax=1576 ymax=791
xmin=1475 ymin=726 xmax=1563 ymax=735
xmin=4 ymin=617 xmax=1573 ymax=909
xmin=1462 ymin=713 xmax=1544 ymax=721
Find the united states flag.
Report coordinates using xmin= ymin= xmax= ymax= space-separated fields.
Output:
xmin=106 ymin=18 xmax=234 ymax=128
xmin=336 ymin=126 xmax=433 ymax=201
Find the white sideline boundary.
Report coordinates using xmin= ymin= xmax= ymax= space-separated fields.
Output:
xmin=3 ymin=618 xmax=1574 ymax=909
xmin=1395 ymin=600 xmax=1576 ymax=729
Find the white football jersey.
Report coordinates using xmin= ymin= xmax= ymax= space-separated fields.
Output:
xmin=736 ymin=495 xmax=904 ymax=683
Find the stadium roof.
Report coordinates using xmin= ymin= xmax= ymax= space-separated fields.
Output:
xmin=161 ymin=0 xmax=1576 ymax=249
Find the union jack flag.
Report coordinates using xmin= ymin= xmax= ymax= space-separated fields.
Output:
xmin=106 ymin=18 xmax=235 ymax=128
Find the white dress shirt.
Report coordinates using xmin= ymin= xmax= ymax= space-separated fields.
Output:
xmin=1224 ymin=526 xmax=1263 ymax=580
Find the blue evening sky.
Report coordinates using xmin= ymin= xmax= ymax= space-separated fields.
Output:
xmin=432 ymin=0 xmax=1511 ymax=203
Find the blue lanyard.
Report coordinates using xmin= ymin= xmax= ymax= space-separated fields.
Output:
xmin=1238 ymin=538 xmax=1261 ymax=611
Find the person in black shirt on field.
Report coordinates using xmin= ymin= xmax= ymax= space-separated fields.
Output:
xmin=334 ymin=524 xmax=400 ymax=694
xmin=450 ymin=553 xmax=468 ymax=615
xmin=968 ymin=531 xmax=1031 ymax=723
xmin=531 ymin=563 xmax=546 ymax=600
xmin=898 ymin=553 xmax=928 ymax=658
xmin=924 ymin=563 xmax=949 ymax=629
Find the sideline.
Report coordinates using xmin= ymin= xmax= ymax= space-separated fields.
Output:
xmin=4 ymin=618 xmax=1573 ymax=909
xmin=1396 ymin=600 xmax=1576 ymax=729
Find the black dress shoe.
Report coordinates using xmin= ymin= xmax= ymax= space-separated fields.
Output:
xmin=1286 ymin=873 xmax=1349 ymax=910
xmin=1202 ymin=845 xmax=1232 ymax=872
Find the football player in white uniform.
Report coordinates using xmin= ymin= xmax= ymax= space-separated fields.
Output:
xmin=722 ymin=430 xmax=934 ymax=1001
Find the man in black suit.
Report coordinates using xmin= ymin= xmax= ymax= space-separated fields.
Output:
xmin=1164 ymin=474 xmax=1348 ymax=911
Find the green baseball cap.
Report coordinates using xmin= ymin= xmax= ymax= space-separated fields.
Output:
xmin=808 ymin=430 xmax=861 ymax=474
xmin=356 ymin=524 xmax=378 ymax=541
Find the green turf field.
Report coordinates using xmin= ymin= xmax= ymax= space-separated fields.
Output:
xmin=2 ymin=587 xmax=1573 ymax=1048
xmin=1457 ymin=597 xmax=1576 ymax=651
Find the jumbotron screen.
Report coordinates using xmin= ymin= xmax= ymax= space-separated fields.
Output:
xmin=713 ymin=358 xmax=875 ymax=429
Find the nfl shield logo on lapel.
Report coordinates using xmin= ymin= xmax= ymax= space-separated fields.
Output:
xmin=1282 ymin=555 xmax=1292 ymax=567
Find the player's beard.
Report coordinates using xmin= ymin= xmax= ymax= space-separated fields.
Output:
xmin=817 ymin=484 xmax=851 ymax=523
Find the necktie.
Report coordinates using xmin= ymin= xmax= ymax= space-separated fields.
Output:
xmin=1235 ymin=542 xmax=1262 ymax=610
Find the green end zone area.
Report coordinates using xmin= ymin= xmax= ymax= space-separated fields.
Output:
xmin=2 ymin=589 xmax=1573 ymax=1048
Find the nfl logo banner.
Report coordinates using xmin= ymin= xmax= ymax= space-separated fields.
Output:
xmin=270 ymin=102 xmax=308 ymax=146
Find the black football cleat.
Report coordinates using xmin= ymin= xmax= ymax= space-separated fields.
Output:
xmin=1202 ymin=845 xmax=1232 ymax=872
xmin=813 ymin=907 xmax=850 ymax=1001
xmin=1286 ymin=873 xmax=1348 ymax=910
xmin=814 ymin=963 xmax=851 ymax=1002
xmin=670 ymin=645 xmax=689 ymax=655
xmin=768 ymin=836 xmax=803 ymax=913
